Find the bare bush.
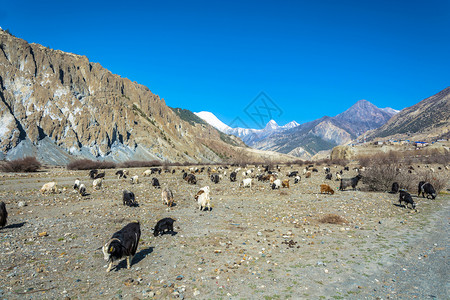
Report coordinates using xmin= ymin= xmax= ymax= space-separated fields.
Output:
xmin=119 ymin=160 xmax=163 ymax=168
xmin=319 ymin=214 xmax=347 ymax=224
xmin=67 ymin=159 xmax=116 ymax=170
xmin=416 ymin=170 xmax=449 ymax=194
xmin=361 ymin=164 xmax=400 ymax=191
xmin=0 ymin=157 xmax=41 ymax=172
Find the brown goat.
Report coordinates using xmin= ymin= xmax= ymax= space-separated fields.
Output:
xmin=320 ymin=184 xmax=334 ymax=195
xmin=282 ymin=179 xmax=290 ymax=188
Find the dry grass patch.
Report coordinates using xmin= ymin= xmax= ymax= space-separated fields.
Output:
xmin=319 ymin=214 xmax=348 ymax=225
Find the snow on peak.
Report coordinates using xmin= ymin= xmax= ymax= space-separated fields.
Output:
xmin=264 ymin=120 xmax=279 ymax=130
xmin=381 ymin=107 xmax=400 ymax=115
xmin=282 ymin=120 xmax=300 ymax=129
xmin=194 ymin=111 xmax=231 ymax=133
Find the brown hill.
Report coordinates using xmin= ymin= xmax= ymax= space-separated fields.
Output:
xmin=0 ymin=30 xmax=293 ymax=164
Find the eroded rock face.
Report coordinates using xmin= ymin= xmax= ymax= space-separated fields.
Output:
xmin=330 ymin=145 xmax=355 ymax=161
xmin=0 ymin=30 xmax=256 ymax=164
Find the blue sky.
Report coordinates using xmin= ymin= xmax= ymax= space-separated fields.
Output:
xmin=1 ymin=0 xmax=449 ymax=129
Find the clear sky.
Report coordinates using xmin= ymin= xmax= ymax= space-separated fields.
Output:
xmin=1 ymin=0 xmax=449 ymax=129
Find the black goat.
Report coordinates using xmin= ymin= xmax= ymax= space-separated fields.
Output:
xmin=153 ymin=218 xmax=176 ymax=237
xmin=152 ymin=177 xmax=161 ymax=189
xmin=89 ymin=169 xmax=98 ymax=179
xmin=185 ymin=174 xmax=197 ymax=184
xmin=391 ymin=182 xmax=399 ymax=194
xmin=230 ymin=172 xmax=237 ymax=182
xmin=339 ymin=174 xmax=362 ymax=191
xmin=325 ymin=173 xmax=332 ymax=180
xmin=123 ymin=190 xmax=138 ymax=207
xmin=210 ymin=174 xmax=220 ymax=184
xmin=102 ymin=222 xmax=141 ymax=272
xmin=94 ymin=172 xmax=105 ymax=179
xmin=116 ymin=170 xmax=127 ymax=179
xmin=399 ymin=190 xmax=416 ymax=209
xmin=287 ymin=171 xmax=298 ymax=177
xmin=0 ymin=201 xmax=7 ymax=228
xmin=418 ymin=181 xmax=437 ymax=199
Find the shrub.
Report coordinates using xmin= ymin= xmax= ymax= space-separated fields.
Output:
xmin=319 ymin=214 xmax=347 ymax=224
xmin=0 ymin=157 xmax=41 ymax=172
xmin=67 ymin=159 xmax=116 ymax=170
xmin=119 ymin=160 xmax=163 ymax=168
xmin=361 ymin=164 xmax=400 ymax=191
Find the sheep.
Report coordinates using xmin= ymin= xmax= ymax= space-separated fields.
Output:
xmin=335 ymin=173 xmax=342 ymax=181
xmin=89 ymin=169 xmax=98 ymax=179
xmin=294 ymin=176 xmax=301 ymax=184
xmin=185 ymin=174 xmax=197 ymax=185
xmin=287 ymin=171 xmax=298 ymax=177
xmin=116 ymin=170 xmax=127 ymax=179
xmin=74 ymin=179 xmax=80 ymax=190
xmin=418 ymin=181 xmax=437 ymax=199
xmin=93 ymin=178 xmax=103 ymax=190
xmin=0 ymin=201 xmax=7 ymax=228
xmin=269 ymin=175 xmax=277 ymax=183
xmin=142 ymin=169 xmax=152 ymax=177
xmin=305 ymin=171 xmax=311 ymax=178
xmin=325 ymin=173 xmax=332 ymax=180
xmin=123 ymin=190 xmax=138 ymax=207
xmin=320 ymin=184 xmax=335 ymax=195
xmin=102 ymin=222 xmax=141 ymax=272
xmin=210 ymin=173 xmax=220 ymax=184
xmin=391 ymin=182 xmax=399 ymax=194
xmin=339 ymin=174 xmax=362 ymax=191
xmin=240 ymin=178 xmax=252 ymax=189
xmin=130 ymin=175 xmax=139 ymax=184
xmin=79 ymin=183 xmax=87 ymax=196
xmin=324 ymin=167 xmax=330 ymax=173
xmin=303 ymin=168 xmax=308 ymax=175
xmin=40 ymin=182 xmax=58 ymax=194
xmin=282 ymin=179 xmax=290 ymax=188
xmin=195 ymin=186 xmax=211 ymax=211
xmin=151 ymin=177 xmax=161 ymax=188
xmin=230 ymin=172 xmax=237 ymax=182
xmin=153 ymin=218 xmax=176 ymax=237
xmin=272 ymin=179 xmax=282 ymax=189
xmin=94 ymin=172 xmax=105 ymax=179
xmin=161 ymin=187 xmax=174 ymax=209
xmin=399 ymin=190 xmax=416 ymax=209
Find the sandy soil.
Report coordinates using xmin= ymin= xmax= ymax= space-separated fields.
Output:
xmin=0 ymin=165 xmax=448 ymax=299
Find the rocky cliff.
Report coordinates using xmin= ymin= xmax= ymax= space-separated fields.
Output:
xmin=0 ymin=30 xmax=293 ymax=164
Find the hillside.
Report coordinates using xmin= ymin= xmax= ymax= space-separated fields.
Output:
xmin=365 ymin=87 xmax=450 ymax=141
xmin=0 ymin=29 xmax=294 ymax=164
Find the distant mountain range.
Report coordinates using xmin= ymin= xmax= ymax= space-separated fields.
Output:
xmin=196 ymin=100 xmax=399 ymax=159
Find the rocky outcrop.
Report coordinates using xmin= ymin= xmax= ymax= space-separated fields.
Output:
xmin=0 ymin=30 xmax=294 ymax=164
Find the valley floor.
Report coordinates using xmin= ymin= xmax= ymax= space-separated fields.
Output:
xmin=0 ymin=165 xmax=448 ymax=299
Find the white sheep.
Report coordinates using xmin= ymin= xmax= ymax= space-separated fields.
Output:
xmin=272 ymin=179 xmax=282 ymax=189
xmin=142 ymin=169 xmax=152 ymax=177
xmin=40 ymin=182 xmax=58 ymax=194
xmin=239 ymin=178 xmax=252 ymax=189
xmin=195 ymin=186 xmax=211 ymax=211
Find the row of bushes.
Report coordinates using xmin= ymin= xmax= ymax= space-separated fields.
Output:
xmin=0 ymin=157 xmax=42 ymax=172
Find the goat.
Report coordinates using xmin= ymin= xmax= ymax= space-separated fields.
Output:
xmin=324 ymin=167 xmax=330 ymax=173
xmin=93 ymin=178 xmax=103 ymax=190
xmin=94 ymin=172 xmax=105 ymax=179
xmin=230 ymin=172 xmax=237 ymax=182
xmin=89 ymin=169 xmax=98 ymax=179
xmin=74 ymin=179 xmax=80 ymax=190
xmin=399 ymin=190 xmax=416 ymax=209
xmin=305 ymin=171 xmax=311 ymax=178
xmin=116 ymin=170 xmax=127 ymax=179
xmin=0 ymin=201 xmax=7 ymax=228
xmin=418 ymin=181 xmax=437 ymax=199
xmin=153 ymin=218 xmax=176 ymax=237
xmin=325 ymin=173 xmax=332 ymax=180
xmin=123 ymin=190 xmax=138 ymax=207
xmin=282 ymin=179 xmax=290 ymax=188
xmin=161 ymin=187 xmax=174 ymax=209
xmin=79 ymin=183 xmax=87 ymax=196
xmin=151 ymin=177 xmax=161 ymax=188
xmin=390 ymin=182 xmax=399 ymax=194
xmin=102 ymin=222 xmax=141 ymax=272
xmin=195 ymin=186 xmax=211 ymax=211
xmin=210 ymin=174 xmax=220 ymax=184
xmin=335 ymin=172 xmax=342 ymax=181
xmin=185 ymin=174 xmax=197 ymax=185
xmin=320 ymin=184 xmax=335 ymax=195
xmin=40 ymin=182 xmax=58 ymax=194
xmin=339 ymin=174 xmax=362 ymax=191
xmin=142 ymin=169 xmax=152 ymax=177
xmin=240 ymin=178 xmax=252 ymax=188
xmin=272 ymin=179 xmax=282 ymax=190
xmin=294 ymin=176 xmax=301 ymax=184
xmin=287 ymin=171 xmax=298 ymax=177
xmin=130 ymin=175 xmax=139 ymax=184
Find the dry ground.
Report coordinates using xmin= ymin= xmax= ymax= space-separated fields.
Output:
xmin=0 ymin=165 xmax=448 ymax=299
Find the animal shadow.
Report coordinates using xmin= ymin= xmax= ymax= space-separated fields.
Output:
xmin=114 ymin=247 xmax=154 ymax=271
xmin=2 ymin=222 xmax=27 ymax=229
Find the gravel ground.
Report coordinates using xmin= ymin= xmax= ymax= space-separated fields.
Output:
xmin=0 ymin=165 xmax=448 ymax=299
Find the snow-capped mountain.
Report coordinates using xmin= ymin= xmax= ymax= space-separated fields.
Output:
xmin=194 ymin=112 xmax=300 ymax=146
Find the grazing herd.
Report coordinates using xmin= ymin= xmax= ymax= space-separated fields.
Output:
xmin=1 ymin=162 xmax=444 ymax=275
